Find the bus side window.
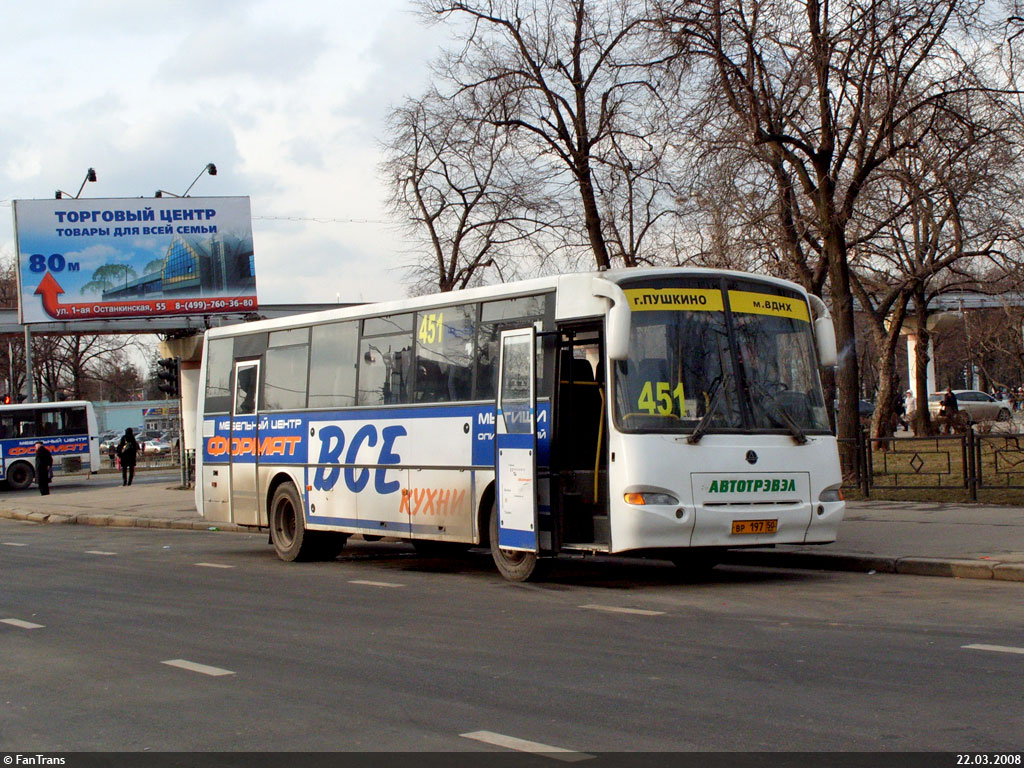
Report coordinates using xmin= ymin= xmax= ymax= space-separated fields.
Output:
xmin=308 ymin=321 xmax=358 ymax=408
xmin=414 ymin=304 xmax=474 ymax=404
xmin=65 ymin=408 xmax=87 ymax=435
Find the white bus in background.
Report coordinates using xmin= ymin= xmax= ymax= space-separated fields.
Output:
xmin=194 ymin=267 xmax=844 ymax=581
xmin=0 ymin=401 xmax=100 ymax=490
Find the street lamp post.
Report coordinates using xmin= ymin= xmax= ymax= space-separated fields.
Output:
xmin=155 ymin=163 xmax=217 ymax=198
xmin=55 ymin=168 xmax=97 ymax=199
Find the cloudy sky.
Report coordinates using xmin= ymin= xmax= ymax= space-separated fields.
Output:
xmin=0 ymin=0 xmax=447 ymax=306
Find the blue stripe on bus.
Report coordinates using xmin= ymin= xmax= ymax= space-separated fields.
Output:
xmin=307 ymin=514 xmax=413 ymax=535
xmin=202 ymin=401 xmax=551 ymax=468
xmin=498 ymin=527 xmax=537 ymax=550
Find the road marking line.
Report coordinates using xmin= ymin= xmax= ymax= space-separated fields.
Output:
xmin=2 ymin=542 xmax=27 ymax=547
xmin=85 ymin=551 xmax=117 ymax=556
xmin=2 ymin=618 xmax=44 ymax=629
xmin=579 ymin=604 xmax=665 ymax=616
xmin=460 ymin=731 xmax=592 ymax=762
xmin=349 ymin=579 xmax=404 ymax=588
xmin=195 ymin=562 xmax=235 ymax=569
xmin=963 ymin=644 xmax=1024 ymax=656
xmin=161 ymin=659 xmax=235 ymax=677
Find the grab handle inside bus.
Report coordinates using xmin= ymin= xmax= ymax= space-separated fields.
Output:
xmin=592 ymin=278 xmax=630 ymax=361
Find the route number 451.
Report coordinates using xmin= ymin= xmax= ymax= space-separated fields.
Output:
xmin=637 ymin=381 xmax=686 ymax=416
xmin=418 ymin=312 xmax=444 ymax=345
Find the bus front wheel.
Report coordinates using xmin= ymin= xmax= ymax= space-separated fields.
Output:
xmin=488 ymin=500 xmax=541 ymax=582
xmin=6 ymin=462 xmax=34 ymax=491
xmin=269 ymin=482 xmax=341 ymax=562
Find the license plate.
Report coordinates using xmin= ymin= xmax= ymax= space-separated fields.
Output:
xmin=731 ymin=519 xmax=777 ymax=535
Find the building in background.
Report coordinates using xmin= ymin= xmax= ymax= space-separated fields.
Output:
xmin=93 ymin=400 xmax=179 ymax=435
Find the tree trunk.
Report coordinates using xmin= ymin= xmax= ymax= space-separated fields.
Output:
xmin=912 ymin=286 xmax=934 ymax=436
xmin=576 ymin=158 xmax=611 ymax=270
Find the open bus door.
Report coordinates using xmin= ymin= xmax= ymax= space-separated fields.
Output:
xmin=494 ymin=327 xmax=539 ymax=560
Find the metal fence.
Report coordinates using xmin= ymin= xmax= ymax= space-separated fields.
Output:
xmin=839 ymin=426 xmax=1024 ymax=499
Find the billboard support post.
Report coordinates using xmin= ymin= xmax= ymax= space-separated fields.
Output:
xmin=23 ymin=326 xmax=33 ymax=403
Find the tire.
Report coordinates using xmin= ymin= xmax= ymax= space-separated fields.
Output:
xmin=998 ymin=408 xmax=1012 ymax=422
xmin=488 ymin=498 xmax=541 ymax=582
xmin=269 ymin=482 xmax=331 ymax=562
xmin=6 ymin=461 xmax=34 ymax=491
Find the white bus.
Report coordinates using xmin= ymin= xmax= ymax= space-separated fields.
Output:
xmin=0 ymin=401 xmax=101 ymax=490
xmin=195 ymin=268 xmax=844 ymax=580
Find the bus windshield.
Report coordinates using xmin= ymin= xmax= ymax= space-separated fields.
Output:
xmin=614 ymin=278 xmax=831 ymax=436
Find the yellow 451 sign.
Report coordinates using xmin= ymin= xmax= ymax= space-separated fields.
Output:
xmin=418 ymin=312 xmax=445 ymax=346
xmin=638 ymin=381 xmax=686 ymax=416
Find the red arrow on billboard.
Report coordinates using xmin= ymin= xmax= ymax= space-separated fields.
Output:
xmin=34 ymin=272 xmax=66 ymax=318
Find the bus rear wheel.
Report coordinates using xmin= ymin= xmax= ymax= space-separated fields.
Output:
xmin=488 ymin=500 xmax=541 ymax=582
xmin=269 ymin=482 xmax=341 ymax=562
xmin=6 ymin=461 xmax=34 ymax=491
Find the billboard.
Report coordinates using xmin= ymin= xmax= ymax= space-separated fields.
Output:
xmin=13 ymin=196 xmax=258 ymax=324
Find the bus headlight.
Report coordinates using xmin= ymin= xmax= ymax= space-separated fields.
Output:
xmin=818 ymin=486 xmax=843 ymax=502
xmin=624 ymin=492 xmax=679 ymax=506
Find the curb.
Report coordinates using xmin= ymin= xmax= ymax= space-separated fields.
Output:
xmin=0 ymin=508 xmax=244 ymax=533
xmin=724 ymin=549 xmax=1024 ymax=582
xmin=3 ymin=507 xmax=1022 ymax=582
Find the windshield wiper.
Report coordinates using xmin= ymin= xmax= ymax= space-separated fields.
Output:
xmin=687 ymin=378 xmax=726 ymax=444
xmin=753 ymin=382 xmax=808 ymax=445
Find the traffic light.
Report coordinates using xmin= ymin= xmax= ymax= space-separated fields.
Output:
xmin=1 ymin=394 xmax=10 ymax=405
xmin=156 ymin=357 xmax=180 ymax=397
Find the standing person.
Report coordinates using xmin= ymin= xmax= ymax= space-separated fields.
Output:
xmin=939 ymin=386 xmax=959 ymax=434
xmin=116 ymin=427 xmax=139 ymax=486
xmin=904 ymin=390 xmax=917 ymax=435
xmin=34 ymin=442 xmax=52 ymax=496
xmin=892 ymin=389 xmax=908 ymax=431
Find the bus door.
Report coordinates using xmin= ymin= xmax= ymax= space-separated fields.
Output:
xmin=230 ymin=361 xmax=261 ymax=526
xmin=553 ymin=327 xmax=609 ymax=547
xmin=495 ymin=327 xmax=539 ymax=553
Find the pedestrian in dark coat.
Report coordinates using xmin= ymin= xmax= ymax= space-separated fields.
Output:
xmin=116 ymin=428 xmax=139 ymax=486
xmin=939 ymin=387 xmax=959 ymax=434
xmin=34 ymin=442 xmax=52 ymax=496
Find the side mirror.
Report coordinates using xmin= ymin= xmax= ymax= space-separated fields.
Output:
xmin=593 ymin=278 xmax=630 ymax=361
xmin=814 ymin=316 xmax=838 ymax=367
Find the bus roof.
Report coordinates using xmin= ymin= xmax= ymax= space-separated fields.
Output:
xmin=0 ymin=400 xmax=93 ymax=411
xmin=204 ymin=266 xmax=811 ymax=340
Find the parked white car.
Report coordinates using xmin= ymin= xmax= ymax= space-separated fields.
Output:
xmin=141 ymin=438 xmax=173 ymax=455
xmin=927 ymin=390 xmax=1012 ymax=423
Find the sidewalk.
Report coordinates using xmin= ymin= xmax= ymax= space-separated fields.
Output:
xmin=1 ymin=478 xmax=1022 ymax=582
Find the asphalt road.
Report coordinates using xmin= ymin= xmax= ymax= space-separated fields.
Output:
xmin=2 ymin=519 xmax=1022 ymax=753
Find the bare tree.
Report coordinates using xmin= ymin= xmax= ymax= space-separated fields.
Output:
xmin=662 ymin=0 xmax=1016 ymax=442
xmin=32 ymin=334 xmax=144 ymax=402
xmin=424 ymin=0 xmax=682 ymax=271
xmin=383 ymin=90 xmax=555 ymax=293
xmin=849 ymin=82 xmax=1024 ymax=437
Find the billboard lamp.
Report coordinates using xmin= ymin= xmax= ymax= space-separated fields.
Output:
xmin=156 ymin=163 xmax=217 ymax=198
xmin=55 ymin=167 xmax=97 ymax=199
